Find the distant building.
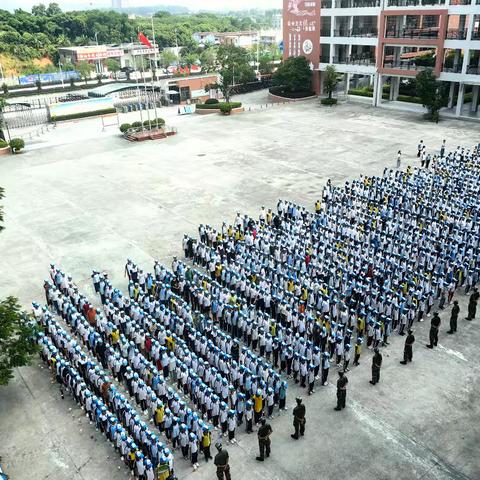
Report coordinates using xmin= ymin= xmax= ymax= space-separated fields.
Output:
xmin=58 ymin=43 xmax=159 ymax=73
xmin=192 ymin=31 xmax=258 ymax=49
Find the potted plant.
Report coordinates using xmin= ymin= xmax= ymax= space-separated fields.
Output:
xmin=0 ymin=139 xmax=10 ymax=156
xmin=9 ymin=138 xmax=25 ymax=154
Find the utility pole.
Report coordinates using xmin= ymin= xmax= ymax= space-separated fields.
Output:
xmin=94 ymin=31 xmax=101 ymax=74
xmin=58 ymin=62 xmax=65 ymax=89
xmin=150 ymin=14 xmax=159 ymax=127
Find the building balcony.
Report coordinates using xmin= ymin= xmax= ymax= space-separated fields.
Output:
xmin=442 ymin=64 xmax=462 ymax=73
xmin=467 ymin=65 xmax=480 ymax=74
xmin=387 ymin=0 xmax=445 ymax=5
xmin=337 ymin=0 xmax=381 ymax=7
xmin=333 ymin=28 xmax=378 ymax=37
xmin=382 ymin=60 xmax=429 ymax=70
xmin=472 ymin=30 xmax=480 ymax=40
xmin=321 ymin=55 xmax=377 ymax=65
xmin=385 ymin=28 xmax=439 ymax=39
xmin=445 ymin=28 xmax=467 ymax=40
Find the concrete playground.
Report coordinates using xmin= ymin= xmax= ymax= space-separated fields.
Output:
xmin=0 ymin=94 xmax=479 ymax=480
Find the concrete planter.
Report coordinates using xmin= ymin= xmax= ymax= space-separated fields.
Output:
xmin=0 ymin=146 xmax=11 ymax=156
xmin=195 ymin=108 xmax=220 ymax=115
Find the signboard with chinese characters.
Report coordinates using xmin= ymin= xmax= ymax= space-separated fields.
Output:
xmin=283 ymin=0 xmax=320 ymax=69
xmin=77 ymin=49 xmax=124 ymax=61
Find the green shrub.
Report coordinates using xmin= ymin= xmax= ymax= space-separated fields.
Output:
xmin=397 ymin=95 xmax=423 ymax=104
xmin=119 ymin=123 xmax=131 ymax=133
xmin=220 ymin=103 xmax=233 ymax=114
xmin=0 ymin=139 xmax=9 ymax=148
xmin=321 ymin=98 xmax=338 ymax=106
xmin=348 ymin=88 xmax=373 ymax=98
xmin=143 ymin=120 xmax=151 ymax=127
xmin=51 ymin=108 xmax=116 ymax=122
xmin=196 ymin=102 xmax=242 ymax=110
xmin=9 ymin=138 xmax=25 ymax=152
xmin=131 ymin=121 xmax=143 ymax=128
xmin=205 ymin=98 xmax=219 ymax=105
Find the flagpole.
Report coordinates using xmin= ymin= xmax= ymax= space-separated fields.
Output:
xmin=139 ymin=34 xmax=152 ymax=126
xmin=131 ymin=36 xmax=144 ymax=126
xmin=150 ymin=15 xmax=160 ymax=128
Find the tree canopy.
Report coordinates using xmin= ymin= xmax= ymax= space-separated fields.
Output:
xmin=213 ymin=44 xmax=256 ymax=102
xmin=272 ymin=56 xmax=312 ymax=93
xmin=0 ymin=4 xmax=279 ymax=74
xmin=415 ymin=69 xmax=448 ymax=122
xmin=0 ymin=187 xmax=39 ymax=386
xmin=323 ymin=65 xmax=338 ymax=99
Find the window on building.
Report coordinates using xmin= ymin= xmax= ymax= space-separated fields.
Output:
xmin=180 ymin=86 xmax=191 ymax=101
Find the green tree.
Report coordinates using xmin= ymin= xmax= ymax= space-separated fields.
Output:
xmin=0 ymin=187 xmax=39 ymax=386
xmin=46 ymin=2 xmax=62 ymax=16
xmin=415 ymin=69 xmax=448 ymax=122
xmin=323 ymin=65 xmax=338 ymax=99
xmin=76 ymin=60 xmax=94 ymax=84
xmin=214 ymin=44 xmax=255 ymax=102
xmin=272 ymin=56 xmax=312 ymax=93
xmin=258 ymin=52 xmax=274 ymax=75
xmin=31 ymin=4 xmax=47 ymax=16
xmin=199 ymin=47 xmax=216 ymax=73
xmin=105 ymin=58 xmax=121 ymax=79
xmin=159 ymin=50 xmax=177 ymax=68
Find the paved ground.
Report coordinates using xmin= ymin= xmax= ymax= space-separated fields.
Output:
xmin=0 ymin=94 xmax=479 ymax=480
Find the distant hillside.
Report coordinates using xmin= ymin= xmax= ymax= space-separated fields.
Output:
xmin=111 ymin=5 xmax=190 ymax=15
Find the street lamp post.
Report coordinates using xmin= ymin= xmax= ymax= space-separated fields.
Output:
xmin=94 ymin=32 xmax=101 ymax=75
xmin=58 ymin=62 xmax=65 ymax=89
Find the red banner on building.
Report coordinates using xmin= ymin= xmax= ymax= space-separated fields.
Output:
xmin=283 ymin=0 xmax=321 ymax=69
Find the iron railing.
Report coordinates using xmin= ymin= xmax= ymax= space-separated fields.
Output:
xmin=385 ymin=28 xmax=439 ymax=38
xmin=446 ymin=28 xmax=467 ymax=40
xmin=333 ymin=28 xmax=378 ymax=36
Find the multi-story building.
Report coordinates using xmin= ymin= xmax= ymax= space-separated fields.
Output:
xmin=283 ymin=0 xmax=480 ymax=117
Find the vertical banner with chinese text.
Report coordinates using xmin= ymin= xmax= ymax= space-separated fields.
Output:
xmin=283 ymin=0 xmax=321 ymax=70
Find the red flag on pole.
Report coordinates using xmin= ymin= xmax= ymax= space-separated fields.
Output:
xmin=138 ymin=32 xmax=153 ymax=48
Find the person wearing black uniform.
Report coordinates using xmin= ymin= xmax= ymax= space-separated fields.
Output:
xmin=214 ymin=443 xmax=231 ymax=480
xmin=426 ymin=312 xmax=441 ymax=348
xmin=466 ymin=288 xmax=479 ymax=321
xmin=447 ymin=301 xmax=460 ymax=334
xmin=400 ymin=330 xmax=415 ymax=364
xmin=256 ymin=418 xmax=273 ymax=461
xmin=369 ymin=348 xmax=383 ymax=385
xmin=291 ymin=397 xmax=306 ymax=439
xmin=334 ymin=371 xmax=348 ymax=411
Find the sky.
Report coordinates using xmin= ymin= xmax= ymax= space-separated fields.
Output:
xmin=3 ymin=0 xmax=283 ymax=12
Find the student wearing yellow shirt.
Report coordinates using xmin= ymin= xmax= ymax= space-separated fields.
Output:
xmin=353 ymin=337 xmax=363 ymax=366
xmin=201 ymin=426 xmax=212 ymax=462
xmin=155 ymin=402 xmax=165 ymax=429
xmin=252 ymin=390 xmax=263 ymax=425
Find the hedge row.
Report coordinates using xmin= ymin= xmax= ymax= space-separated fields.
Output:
xmin=196 ymin=102 xmax=242 ymax=110
xmin=269 ymin=86 xmax=316 ymax=99
xmin=120 ymin=118 xmax=165 ymax=133
xmin=51 ymin=108 xmax=116 ymax=122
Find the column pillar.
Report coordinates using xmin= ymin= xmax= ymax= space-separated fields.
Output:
xmin=373 ymin=73 xmax=383 ymax=106
xmin=455 ymin=82 xmax=465 ymax=117
xmin=447 ymin=81 xmax=456 ymax=109
xmin=470 ymin=85 xmax=479 ymax=113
